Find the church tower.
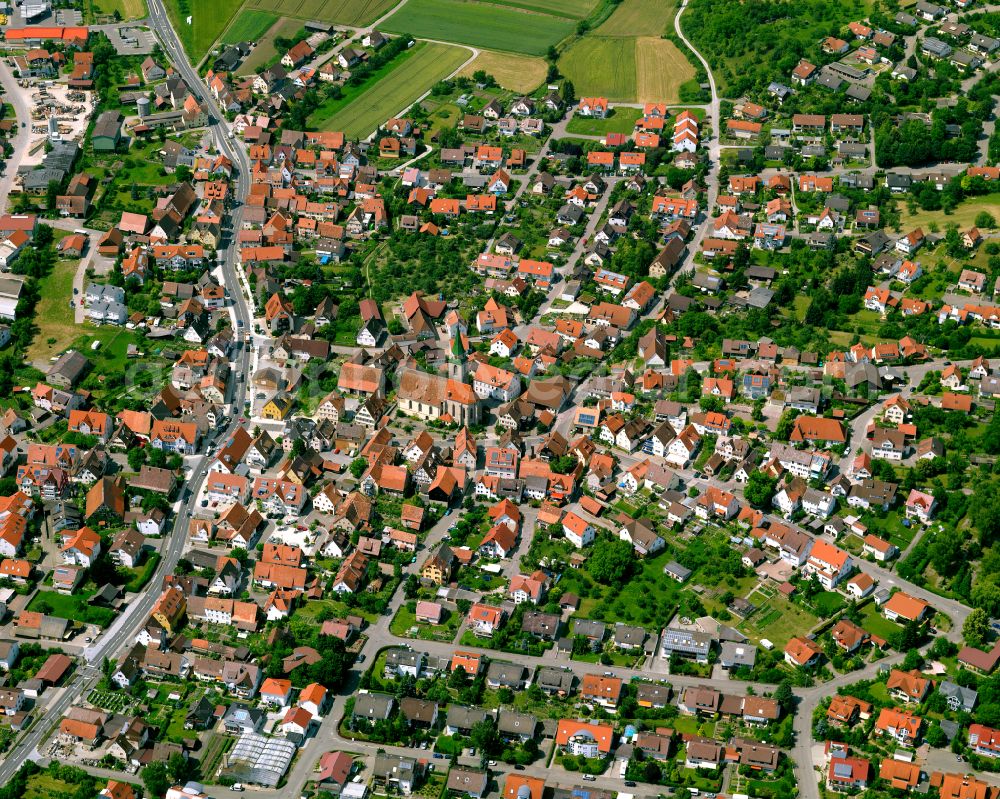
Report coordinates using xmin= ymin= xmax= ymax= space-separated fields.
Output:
xmin=448 ymin=333 xmax=467 ymax=382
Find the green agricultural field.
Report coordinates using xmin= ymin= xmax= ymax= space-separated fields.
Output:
xmin=458 ymin=50 xmax=547 ymax=93
xmin=221 ymin=9 xmax=278 ymax=43
xmin=597 ymin=0 xmax=675 ymax=35
xmin=237 ymin=17 xmax=303 ymax=74
xmin=479 ymin=0 xmax=597 ymax=19
xmin=559 ymin=36 xmax=636 ymax=100
xmin=311 ymin=42 xmax=470 ymax=137
xmin=242 ymin=0 xmax=400 ymax=25
xmin=164 ymin=0 xmax=244 ymax=57
xmin=635 ymin=36 xmax=693 ymax=103
xmin=381 ymin=0 xmax=576 ymax=55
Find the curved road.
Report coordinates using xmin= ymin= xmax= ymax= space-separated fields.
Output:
xmin=670 ymin=0 xmax=721 ymax=286
xmin=0 ymin=1 xmax=256 ymax=784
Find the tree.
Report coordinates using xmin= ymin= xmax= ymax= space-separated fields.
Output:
xmin=349 ymin=457 xmax=368 ymax=479
xmin=587 ymin=539 xmax=634 ymax=584
xmin=449 ymin=665 xmax=468 ymax=689
xmin=549 ymin=454 xmax=577 ymax=474
xmin=773 ymin=680 xmax=794 ymax=713
xmin=895 ymin=617 xmax=923 ymax=652
xmin=127 ymin=446 xmax=147 ymax=472
xmin=744 ymin=472 xmax=777 ymax=507
xmin=774 ymin=409 xmax=798 ymax=442
xmin=167 ymin=751 xmax=194 ymax=783
xmin=976 ymin=211 xmax=997 ymax=229
xmin=470 ymin=718 xmax=500 ymax=756
xmin=141 ymin=763 xmax=169 ymax=799
xmin=902 ymin=648 xmax=924 ymax=672
xmin=45 ymin=179 xmax=60 ymax=211
xmin=560 ymin=79 xmax=575 ymax=104
xmin=964 ymin=607 xmax=991 ymax=648
xmin=925 ymin=723 xmax=948 ymax=747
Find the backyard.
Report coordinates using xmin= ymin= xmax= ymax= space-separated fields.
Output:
xmin=28 ymin=589 xmax=115 ymax=627
xmin=390 ymin=604 xmax=461 ymax=643
xmin=858 ymin=601 xmax=906 ymax=643
xmin=737 ymin=590 xmax=820 ymax=648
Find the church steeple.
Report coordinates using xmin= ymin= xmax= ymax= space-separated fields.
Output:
xmin=448 ymin=333 xmax=467 ymax=382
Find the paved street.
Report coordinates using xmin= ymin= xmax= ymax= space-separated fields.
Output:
xmin=1 ymin=3 xmax=994 ymax=797
xmin=0 ymin=0 xmax=258 ymax=783
xmin=0 ymin=57 xmax=32 ymax=215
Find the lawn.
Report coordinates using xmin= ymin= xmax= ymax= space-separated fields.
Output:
xmin=310 ymin=42 xmax=470 ymax=137
xmin=737 ymin=596 xmax=819 ymax=648
xmin=859 ymin=601 xmax=904 ymax=643
xmin=24 ymin=774 xmax=79 ymax=799
xmin=297 ymin=597 xmax=378 ymax=624
xmin=86 ymin=0 xmax=146 ymax=21
xmin=243 ymin=0 xmax=399 ymax=24
xmin=458 ymin=50 xmax=548 ymax=93
xmin=163 ymin=0 xmax=244 ymax=57
xmin=390 ymin=605 xmax=460 ymax=642
xmin=558 ymin=37 xmax=637 ymax=100
xmin=809 ymin=590 xmax=846 ymax=618
xmin=635 ymin=36 xmax=694 ymax=103
xmin=597 ymin=0 xmax=675 ymax=35
xmin=26 ymin=259 xmax=78 ymax=365
xmin=220 ymin=9 xmax=279 ymax=43
xmin=566 ymin=105 xmax=642 ymax=136
xmin=899 ymin=192 xmax=1000 ymax=230
xmin=28 ymin=589 xmax=115 ymax=627
xmin=381 ymin=0 xmax=576 ymax=55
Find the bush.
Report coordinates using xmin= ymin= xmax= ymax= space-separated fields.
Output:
xmin=124 ymin=553 xmax=160 ymax=592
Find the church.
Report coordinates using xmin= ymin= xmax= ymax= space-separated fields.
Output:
xmin=395 ymin=335 xmax=481 ymax=426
